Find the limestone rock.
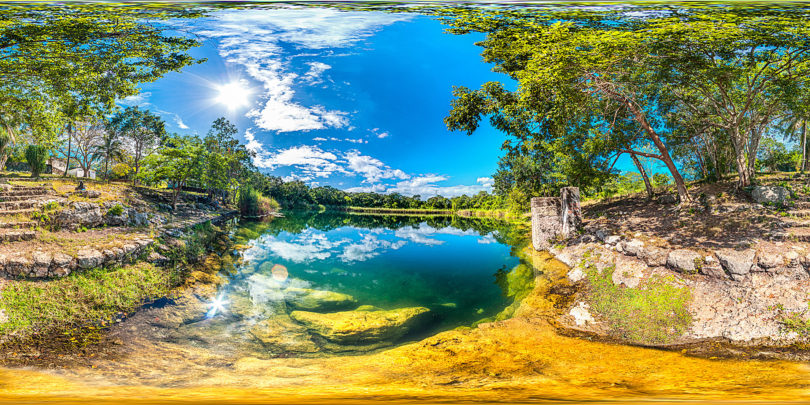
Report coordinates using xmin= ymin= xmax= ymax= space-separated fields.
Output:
xmin=605 ymin=235 xmax=621 ymax=245
xmin=716 ymin=249 xmax=755 ymax=279
xmin=699 ymin=262 xmax=727 ymax=279
xmin=567 ymin=267 xmax=585 ymax=283
xmin=612 ymin=255 xmax=645 ymax=288
xmin=666 ymin=249 xmax=703 ymax=273
xmin=290 ymin=306 xmax=431 ymax=344
xmin=659 ymin=194 xmax=678 ymax=204
xmin=284 ymin=287 xmax=358 ymax=312
xmin=622 ymin=239 xmax=644 ymax=257
xmin=639 ymin=245 xmax=669 ymax=267
xmin=76 ymin=249 xmax=103 ymax=269
xmin=751 ymin=185 xmax=789 ymax=205
xmin=55 ymin=201 xmax=103 ymax=230
xmin=569 ymin=302 xmax=596 ymax=326
xmin=5 ymin=256 xmax=31 ymax=277
xmin=249 ymin=315 xmax=319 ymax=353
xmin=31 ymin=251 xmax=52 ymax=278
xmin=757 ymin=252 xmax=783 ymax=269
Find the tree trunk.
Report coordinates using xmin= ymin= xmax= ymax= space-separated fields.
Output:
xmin=624 ymin=100 xmax=691 ymax=202
xmin=630 ymin=153 xmax=654 ymax=200
xmin=64 ymin=124 xmax=72 ymax=177
xmin=746 ymin=124 xmax=764 ymax=185
xmin=802 ymin=120 xmax=808 ymax=173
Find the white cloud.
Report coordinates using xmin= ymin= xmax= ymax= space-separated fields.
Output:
xmin=345 ymin=150 xmax=409 ymax=184
xmin=339 ymin=234 xmax=405 ymax=262
xmin=394 ymin=226 xmax=444 ymax=246
xmin=370 ymin=128 xmax=390 ymax=139
xmin=119 ymin=91 xmax=151 ymax=106
xmin=304 ymin=61 xmax=331 ymax=83
xmin=385 ymin=175 xmax=493 ymax=198
xmin=313 ymin=137 xmax=327 ymax=142
xmin=198 ymin=9 xmax=411 ymax=133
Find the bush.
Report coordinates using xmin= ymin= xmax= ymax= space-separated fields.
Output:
xmin=24 ymin=144 xmax=49 ymax=178
xmin=107 ymin=204 xmax=124 ymax=217
xmin=110 ymin=163 xmax=132 ymax=180
xmin=238 ymin=186 xmax=279 ymax=218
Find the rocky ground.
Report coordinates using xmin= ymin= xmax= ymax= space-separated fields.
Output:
xmin=0 ymin=178 xmax=234 ymax=278
xmin=550 ymin=174 xmax=810 ymax=356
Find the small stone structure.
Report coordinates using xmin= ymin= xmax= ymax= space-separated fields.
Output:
xmin=531 ymin=187 xmax=582 ymax=251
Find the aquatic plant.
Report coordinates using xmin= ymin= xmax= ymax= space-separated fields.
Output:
xmin=238 ymin=186 xmax=279 ymax=218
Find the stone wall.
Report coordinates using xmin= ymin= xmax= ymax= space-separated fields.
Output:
xmin=531 ymin=187 xmax=582 ymax=251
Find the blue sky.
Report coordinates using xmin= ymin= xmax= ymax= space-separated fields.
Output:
xmin=122 ymin=7 xmax=516 ymax=197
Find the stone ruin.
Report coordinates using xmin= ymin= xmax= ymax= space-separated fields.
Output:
xmin=531 ymin=187 xmax=582 ymax=251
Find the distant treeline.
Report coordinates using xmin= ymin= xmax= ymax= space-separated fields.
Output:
xmin=246 ymin=174 xmax=507 ymax=211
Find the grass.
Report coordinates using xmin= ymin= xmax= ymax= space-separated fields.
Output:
xmin=0 ymin=262 xmax=180 ymax=339
xmin=581 ymin=257 xmax=692 ymax=344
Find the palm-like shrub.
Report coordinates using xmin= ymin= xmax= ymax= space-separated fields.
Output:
xmin=25 ymin=145 xmax=49 ymax=178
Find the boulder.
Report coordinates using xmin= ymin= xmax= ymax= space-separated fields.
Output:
xmin=659 ymin=194 xmax=678 ymax=204
xmin=751 ymin=186 xmax=789 ymax=205
xmin=757 ymin=252 xmax=783 ymax=269
xmin=31 ymin=251 xmax=52 ymax=278
xmin=5 ymin=256 xmax=31 ymax=277
xmin=249 ymin=315 xmax=319 ymax=353
xmin=716 ymin=249 xmax=756 ymax=279
xmin=290 ymin=306 xmax=431 ymax=344
xmin=76 ymin=249 xmax=103 ymax=269
xmin=700 ymin=262 xmax=727 ymax=279
xmin=666 ymin=249 xmax=703 ymax=273
xmin=284 ymin=287 xmax=358 ymax=312
xmin=605 ymin=235 xmax=621 ymax=245
xmin=621 ymin=239 xmax=645 ymax=257
xmin=638 ymin=245 xmax=669 ymax=267
xmin=55 ymin=202 xmax=103 ymax=230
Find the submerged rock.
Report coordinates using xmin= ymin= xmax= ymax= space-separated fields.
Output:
xmin=290 ymin=306 xmax=431 ymax=344
xmin=249 ymin=315 xmax=319 ymax=353
xmin=284 ymin=287 xmax=358 ymax=312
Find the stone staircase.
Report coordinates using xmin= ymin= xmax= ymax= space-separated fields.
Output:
xmin=0 ymin=186 xmax=53 ymax=243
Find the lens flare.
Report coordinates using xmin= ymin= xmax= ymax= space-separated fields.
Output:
xmin=215 ymin=81 xmax=252 ymax=110
xmin=271 ymin=264 xmax=289 ymax=282
xmin=206 ymin=294 xmax=230 ymax=318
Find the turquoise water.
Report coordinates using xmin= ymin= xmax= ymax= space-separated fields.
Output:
xmin=199 ymin=211 xmax=529 ymax=354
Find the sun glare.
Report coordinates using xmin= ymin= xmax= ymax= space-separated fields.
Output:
xmin=215 ymin=81 xmax=252 ymax=110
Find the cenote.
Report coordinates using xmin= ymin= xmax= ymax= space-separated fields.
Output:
xmin=173 ymin=212 xmax=532 ymax=356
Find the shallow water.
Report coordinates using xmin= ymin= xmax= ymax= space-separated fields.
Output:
xmin=224 ymin=212 xmax=523 ymax=338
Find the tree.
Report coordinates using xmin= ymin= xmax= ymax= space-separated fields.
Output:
xmin=93 ymin=121 xmax=127 ymax=181
xmin=71 ymin=120 xmax=105 ymax=178
xmin=139 ymin=134 xmax=204 ymax=209
xmin=0 ymin=5 xmax=203 ymax=152
xmin=202 ymin=117 xmax=253 ymax=202
xmin=109 ymin=107 xmax=166 ymax=185
xmin=25 ymin=145 xmax=48 ymax=178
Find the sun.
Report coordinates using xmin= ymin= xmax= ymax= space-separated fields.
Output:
xmin=215 ymin=81 xmax=252 ymax=110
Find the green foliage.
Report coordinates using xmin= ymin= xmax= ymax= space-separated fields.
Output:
xmin=652 ymin=173 xmax=671 ymax=188
xmin=24 ymin=144 xmax=49 ymax=178
xmin=110 ymin=163 xmax=132 ymax=180
xmin=757 ymin=137 xmax=800 ymax=172
xmin=238 ymin=186 xmax=278 ymax=218
xmin=584 ymin=261 xmax=692 ymax=344
xmin=109 ymin=107 xmax=167 ymax=183
xmin=139 ymin=134 xmax=203 ymax=208
xmin=107 ymin=204 xmax=124 ymax=217
xmin=0 ymin=263 xmax=178 ymax=337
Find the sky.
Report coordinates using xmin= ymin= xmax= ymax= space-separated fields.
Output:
xmin=121 ymin=7 xmax=517 ymax=198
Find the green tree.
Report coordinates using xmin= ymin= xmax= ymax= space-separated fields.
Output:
xmin=24 ymin=144 xmax=49 ymax=178
xmin=139 ymin=134 xmax=204 ymax=209
xmin=109 ymin=107 xmax=166 ymax=185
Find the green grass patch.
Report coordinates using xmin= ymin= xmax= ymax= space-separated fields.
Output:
xmin=0 ymin=262 xmax=180 ymax=338
xmin=584 ymin=261 xmax=692 ymax=344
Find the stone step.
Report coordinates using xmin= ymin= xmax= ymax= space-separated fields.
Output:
xmin=793 ymin=201 xmax=810 ymax=209
xmin=0 ymin=201 xmax=36 ymax=210
xmin=788 ymin=210 xmax=810 ymax=218
xmin=0 ymin=230 xmax=36 ymax=243
xmin=0 ymin=195 xmax=39 ymax=202
xmin=0 ymin=221 xmax=37 ymax=229
xmin=0 ymin=189 xmax=49 ymax=198
xmin=0 ymin=208 xmax=36 ymax=217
